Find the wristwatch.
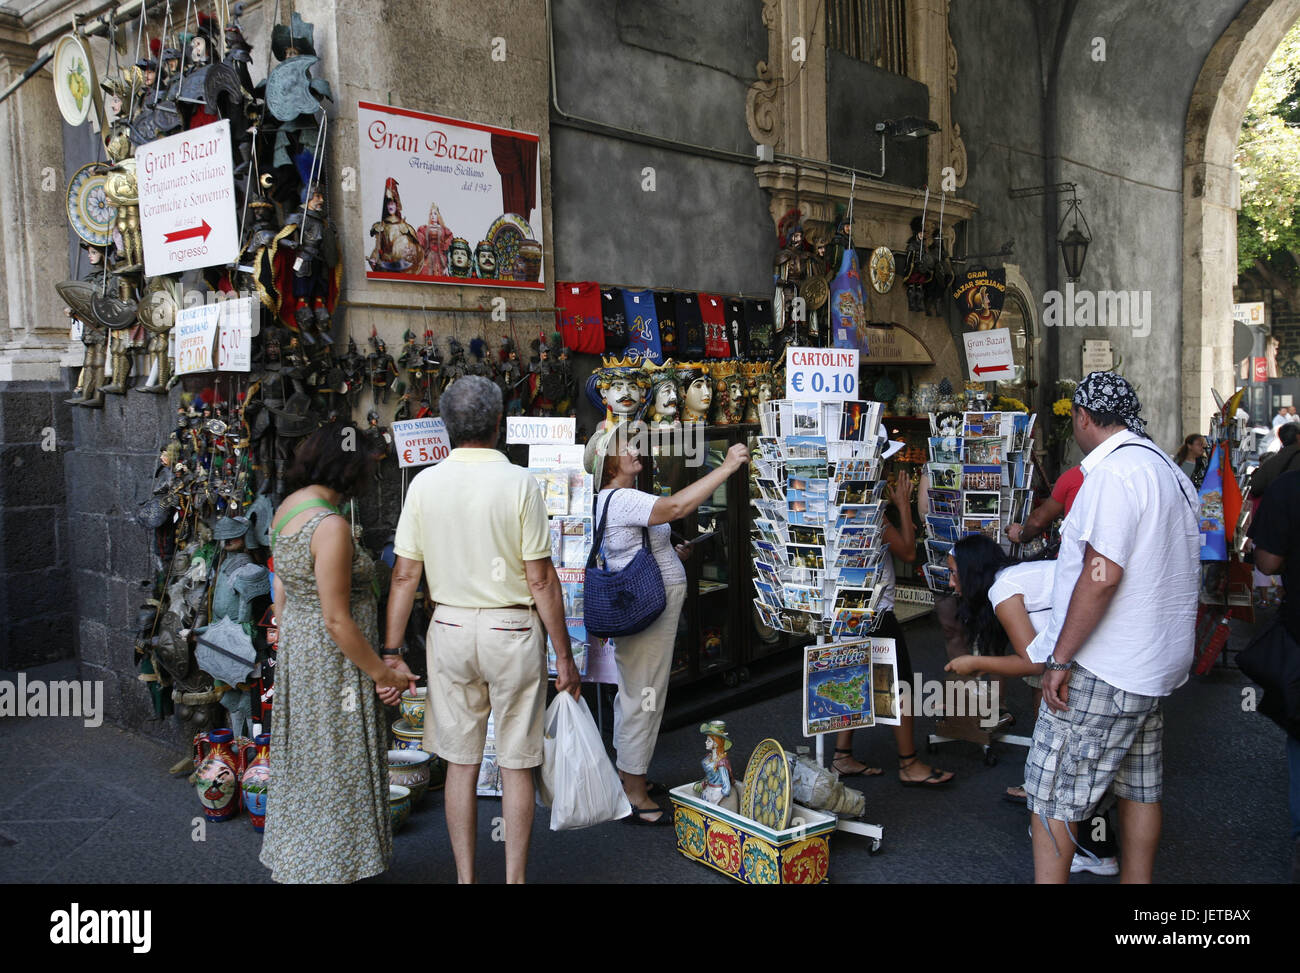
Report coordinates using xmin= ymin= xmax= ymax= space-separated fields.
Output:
xmin=1044 ymin=653 xmax=1074 ymax=671
xmin=380 ymin=645 xmax=406 ymax=658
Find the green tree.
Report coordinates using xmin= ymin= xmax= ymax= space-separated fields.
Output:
xmin=1237 ymin=22 xmax=1300 ymax=305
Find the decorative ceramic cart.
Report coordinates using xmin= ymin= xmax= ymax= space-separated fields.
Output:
xmin=669 ymin=785 xmax=836 ymax=884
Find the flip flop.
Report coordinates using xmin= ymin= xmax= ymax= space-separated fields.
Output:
xmin=624 ymin=804 xmax=672 ymax=827
xmin=897 ymin=751 xmax=954 ymax=788
xmin=1003 ymin=785 xmax=1028 ymax=805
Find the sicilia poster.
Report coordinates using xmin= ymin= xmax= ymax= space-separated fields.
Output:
xmin=357 ymin=102 xmax=544 ymax=288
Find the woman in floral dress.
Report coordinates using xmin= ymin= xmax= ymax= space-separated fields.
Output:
xmin=261 ymin=423 xmax=411 ymax=883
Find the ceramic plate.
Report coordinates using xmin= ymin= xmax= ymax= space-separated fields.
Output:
xmin=53 ymin=34 xmax=98 ymax=127
xmin=869 ymin=246 xmax=896 ymax=294
xmin=740 ymin=737 xmax=792 ymax=830
xmin=67 ymin=163 xmax=116 ymax=247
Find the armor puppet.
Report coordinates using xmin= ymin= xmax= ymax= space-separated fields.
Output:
xmin=497 ymin=337 xmax=526 ymax=415
xmin=902 ymin=216 xmax=936 ymax=314
xmin=677 ymin=363 xmax=713 ymax=424
xmin=60 ymin=243 xmax=111 ymax=408
xmin=367 ymin=335 xmax=398 ymax=404
xmin=532 ymin=334 xmax=575 ymax=416
xmin=338 ymin=337 xmax=367 ymax=408
xmin=135 ymin=276 xmax=179 ymax=393
xmin=467 ymin=337 xmax=495 ymax=380
xmin=274 ymin=179 xmax=339 ymax=346
xmin=439 ymin=337 xmax=467 ymax=395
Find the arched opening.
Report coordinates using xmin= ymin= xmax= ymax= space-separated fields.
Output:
xmin=1183 ymin=0 xmax=1300 ymax=435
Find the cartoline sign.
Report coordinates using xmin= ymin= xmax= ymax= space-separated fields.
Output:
xmin=357 ymin=101 xmax=544 ymax=288
xmin=137 ymin=119 xmax=238 ymax=275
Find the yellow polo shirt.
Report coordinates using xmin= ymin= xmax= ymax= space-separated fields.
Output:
xmin=393 ymin=448 xmax=552 ymax=608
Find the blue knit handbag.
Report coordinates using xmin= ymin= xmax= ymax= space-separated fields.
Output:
xmin=584 ymin=489 xmax=667 ymax=638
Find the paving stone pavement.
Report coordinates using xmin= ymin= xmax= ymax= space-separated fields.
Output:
xmin=0 ymin=611 xmax=1292 ymax=884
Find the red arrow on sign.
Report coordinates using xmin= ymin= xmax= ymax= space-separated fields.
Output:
xmin=973 ymin=364 xmax=1011 ymax=376
xmin=164 ymin=220 xmax=212 ymax=244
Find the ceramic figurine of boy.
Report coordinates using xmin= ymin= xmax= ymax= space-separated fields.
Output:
xmin=693 ymin=719 xmax=738 ymax=811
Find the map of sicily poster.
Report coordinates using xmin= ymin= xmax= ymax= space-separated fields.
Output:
xmin=803 ymin=640 xmax=877 ymax=736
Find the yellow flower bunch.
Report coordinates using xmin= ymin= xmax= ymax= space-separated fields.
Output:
xmin=997 ymin=396 xmax=1029 ymax=414
xmin=1052 ymin=398 xmax=1073 ymax=416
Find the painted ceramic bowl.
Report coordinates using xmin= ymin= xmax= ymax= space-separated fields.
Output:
xmin=391 ymin=717 xmax=424 ymax=751
xmin=389 ymin=785 xmax=411 ymax=834
xmin=399 ymin=687 xmax=426 ymax=729
xmin=388 ymin=749 xmax=432 ymax=807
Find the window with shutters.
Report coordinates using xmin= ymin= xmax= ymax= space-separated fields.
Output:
xmin=826 ymin=0 xmax=910 ymax=76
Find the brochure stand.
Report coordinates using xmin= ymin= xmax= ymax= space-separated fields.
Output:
xmin=753 ymin=397 xmax=890 ymax=852
xmin=919 ymin=408 xmax=1038 ymax=762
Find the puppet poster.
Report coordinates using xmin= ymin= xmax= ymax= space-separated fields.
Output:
xmin=357 ymin=102 xmax=543 ymax=288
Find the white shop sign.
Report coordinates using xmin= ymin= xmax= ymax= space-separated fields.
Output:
xmin=528 ymin=444 xmax=585 ymax=468
xmin=173 ymin=298 xmax=252 ymax=375
xmin=961 ymin=328 xmax=1016 ymax=382
xmin=1232 ymin=301 xmax=1265 ymax=326
xmin=1082 ymin=339 xmax=1113 ymax=373
xmin=506 ymin=416 xmax=575 ymax=445
xmin=785 ymin=347 xmax=859 ymax=401
xmin=137 ymin=119 xmax=239 ymax=275
xmin=393 ymin=416 xmax=451 ymax=468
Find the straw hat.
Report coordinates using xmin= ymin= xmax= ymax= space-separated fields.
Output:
xmin=583 ymin=423 xmax=620 ymax=478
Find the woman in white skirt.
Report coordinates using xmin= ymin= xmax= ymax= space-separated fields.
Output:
xmin=584 ymin=425 xmax=750 ymax=824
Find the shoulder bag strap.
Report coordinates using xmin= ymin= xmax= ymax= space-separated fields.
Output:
xmin=270 ymin=497 xmax=340 ymax=550
xmin=588 ymin=488 xmax=619 ymax=569
xmin=1107 ymin=442 xmax=1198 ymax=513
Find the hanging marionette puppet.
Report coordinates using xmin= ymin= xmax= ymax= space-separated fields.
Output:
xmin=270 ymin=177 xmax=341 ymax=347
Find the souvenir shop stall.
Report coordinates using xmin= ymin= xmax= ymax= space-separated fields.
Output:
xmin=1194 ymin=388 xmax=1253 ymax=673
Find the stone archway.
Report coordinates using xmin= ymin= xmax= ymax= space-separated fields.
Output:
xmin=1183 ymin=0 xmax=1300 ymax=435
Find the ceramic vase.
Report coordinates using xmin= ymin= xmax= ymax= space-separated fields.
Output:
xmin=191 ymin=728 xmax=244 ymax=822
xmin=389 ymin=785 xmax=412 ymax=834
xmin=388 ymin=749 xmax=432 ymax=807
xmin=391 ymin=717 xmax=423 ymax=751
xmin=240 ymin=733 xmax=271 ymax=832
xmin=399 ymin=688 xmax=426 ymax=730
xmin=891 ymin=393 xmax=911 ymax=417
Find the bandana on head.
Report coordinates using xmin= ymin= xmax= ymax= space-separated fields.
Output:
xmin=1073 ymin=371 xmax=1146 ymax=436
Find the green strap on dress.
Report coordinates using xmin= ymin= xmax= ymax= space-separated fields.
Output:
xmin=270 ymin=498 xmax=340 ymax=550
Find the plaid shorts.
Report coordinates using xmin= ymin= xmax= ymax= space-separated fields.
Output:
xmin=1024 ymin=665 xmax=1164 ymax=821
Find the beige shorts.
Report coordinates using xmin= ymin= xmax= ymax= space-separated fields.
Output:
xmin=423 ymin=604 xmax=547 ymax=770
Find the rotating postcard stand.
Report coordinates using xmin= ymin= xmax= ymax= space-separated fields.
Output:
xmin=919 ymin=409 xmax=1037 ymax=763
xmin=752 ymin=398 xmax=888 ymax=852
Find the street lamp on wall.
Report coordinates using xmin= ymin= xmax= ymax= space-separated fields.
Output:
xmin=862 ymin=116 xmax=941 ymax=178
xmin=1009 ymin=181 xmax=1092 ymax=281
xmin=1058 ymin=188 xmax=1091 ymax=282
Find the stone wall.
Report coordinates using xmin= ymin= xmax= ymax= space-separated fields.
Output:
xmin=0 ymin=380 xmax=75 ymax=669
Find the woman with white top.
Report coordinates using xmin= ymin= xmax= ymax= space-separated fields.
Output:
xmin=583 ymin=424 xmax=750 ymax=824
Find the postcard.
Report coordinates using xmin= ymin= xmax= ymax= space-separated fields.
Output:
xmin=757 ymin=477 xmax=784 ymax=502
xmin=962 ymin=517 xmax=1001 ymax=542
xmin=927 ymin=489 xmax=961 ymax=516
xmin=964 ymin=437 xmax=1005 ymax=466
xmin=834 ymin=479 xmax=873 ymax=506
xmin=830 ymin=610 xmax=874 ymax=640
xmin=922 ymin=562 xmax=952 ymax=592
xmin=870 ymin=638 xmax=902 ymax=726
xmin=836 ymin=565 xmax=879 ymax=588
xmin=782 ymin=583 xmax=823 ymax=613
xmin=962 ymin=464 xmax=1002 ymax=492
xmin=803 ymin=640 xmax=875 ymax=737
xmin=928 ymin=436 xmax=964 ymax=464
xmin=757 ymin=436 xmax=781 ymax=460
xmin=784 ymin=436 xmax=829 ymax=461
xmin=925 ymin=538 xmax=953 ymax=565
xmin=792 ymin=401 xmax=822 ymax=433
xmin=964 ymin=490 xmax=1001 ymax=517
xmin=789 ymin=524 xmax=826 ymax=547
xmin=963 ymin=411 xmax=1002 ymax=438
xmin=926 ymin=515 xmax=960 ymax=543
xmin=833 ymin=586 xmax=875 ymax=613
xmin=786 ymin=544 xmax=826 ymax=570
xmin=927 ymin=462 xmax=963 ymax=490
xmin=839 ymin=401 xmax=872 ymax=441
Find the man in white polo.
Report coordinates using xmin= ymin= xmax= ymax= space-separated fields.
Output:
xmin=1024 ymin=372 xmax=1199 ymax=883
xmin=381 ymin=376 xmax=579 ymax=884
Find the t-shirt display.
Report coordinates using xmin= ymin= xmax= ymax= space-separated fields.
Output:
xmin=621 ymin=288 xmax=663 ymax=364
xmin=745 ymin=297 xmax=774 ymax=360
xmin=600 ymin=286 xmax=629 ymax=351
xmin=556 ymin=280 xmax=606 ymax=354
xmin=653 ymin=290 xmax=678 ymax=359
xmin=700 ymin=293 xmax=730 ymax=359
xmin=675 ymin=291 xmax=705 ymax=358
xmin=726 ymin=298 xmax=747 ymax=360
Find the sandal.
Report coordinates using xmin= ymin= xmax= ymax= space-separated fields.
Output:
xmin=832 ymin=747 xmax=883 ymax=778
xmin=1003 ymin=784 xmax=1028 ymax=805
xmin=645 ymin=779 xmax=669 ymax=797
xmin=897 ymin=752 xmax=954 ymax=788
xmin=624 ymin=804 xmax=672 ymax=827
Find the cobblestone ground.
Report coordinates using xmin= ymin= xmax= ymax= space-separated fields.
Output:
xmin=1 ymin=610 xmax=1291 ymax=884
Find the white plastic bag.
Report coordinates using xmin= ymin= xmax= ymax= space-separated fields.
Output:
xmin=538 ymin=692 xmax=631 ymax=830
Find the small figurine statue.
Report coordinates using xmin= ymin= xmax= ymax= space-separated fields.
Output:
xmin=363 ymin=409 xmax=393 ymax=475
xmin=337 ymin=337 xmax=367 ymax=408
xmin=902 ymin=216 xmax=936 ymax=314
xmin=693 ymin=719 xmax=738 ymax=811
xmin=497 ymin=337 xmax=525 ymax=414
xmin=135 ymin=277 xmax=179 ymax=394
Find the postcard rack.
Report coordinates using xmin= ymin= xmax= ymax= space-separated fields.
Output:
xmin=751 ymin=397 xmax=891 ymax=851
